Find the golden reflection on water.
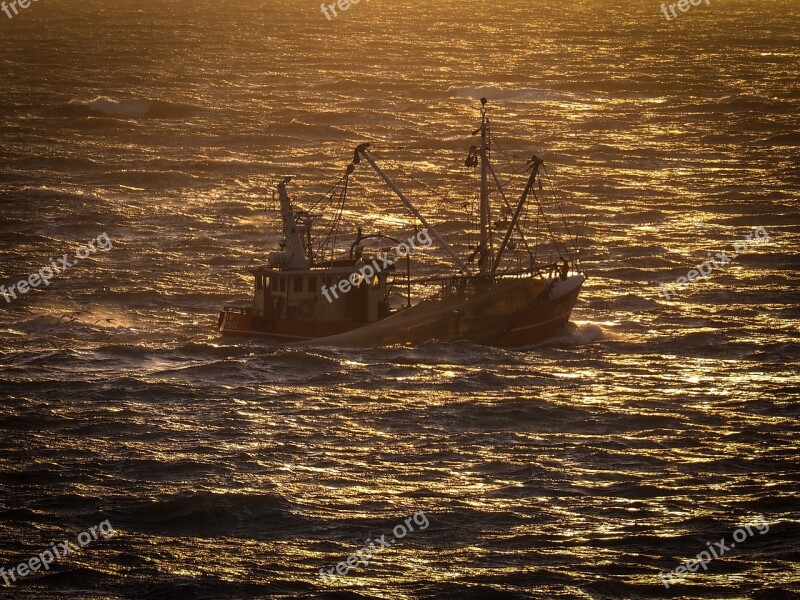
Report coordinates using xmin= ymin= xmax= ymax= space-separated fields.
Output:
xmin=0 ymin=0 xmax=796 ymax=597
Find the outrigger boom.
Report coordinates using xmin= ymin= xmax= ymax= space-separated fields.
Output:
xmin=354 ymin=143 xmax=471 ymax=274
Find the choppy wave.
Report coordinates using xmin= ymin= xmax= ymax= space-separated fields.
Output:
xmin=449 ymin=85 xmax=571 ymax=102
xmin=47 ymin=97 xmax=207 ymax=119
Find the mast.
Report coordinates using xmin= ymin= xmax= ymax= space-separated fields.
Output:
xmin=477 ymin=98 xmax=492 ymax=275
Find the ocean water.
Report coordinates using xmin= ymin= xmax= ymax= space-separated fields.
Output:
xmin=1 ymin=0 xmax=799 ymax=598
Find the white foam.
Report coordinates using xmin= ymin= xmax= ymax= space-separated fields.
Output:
xmin=86 ymin=97 xmax=152 ymax=118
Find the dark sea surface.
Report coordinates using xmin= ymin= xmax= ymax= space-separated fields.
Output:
xmin=1 ymin=0 xmax=799 ymax=598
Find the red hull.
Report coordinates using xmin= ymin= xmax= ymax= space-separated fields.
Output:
xmin=489 ymin=284 xmax=581 ymax=347
xmin=219 ymin=311 xmax=362 ymax=342
xmin=219 ymin=277 xmax=582 ymax=348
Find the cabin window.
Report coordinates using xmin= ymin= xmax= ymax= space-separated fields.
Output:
xmin=255 ymin=276 xmax=262 ymax=291
xmin=263 ymin=276 xmax=270 ymax=290
xmin=279 ymin=276 xmax=286 ymax=292
xmin=294 ymin=277 xmax=303 ymax=293
xmin=308 ymin=276 xmax=317 ymax=292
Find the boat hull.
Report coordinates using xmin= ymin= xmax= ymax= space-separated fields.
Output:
xmin=218 ymin=310 xmax=362 ymax=342
xmin=487 ymin=276 xmax=583 ymax=347
xmin=219 ymin=275 xmax=584 ymax=348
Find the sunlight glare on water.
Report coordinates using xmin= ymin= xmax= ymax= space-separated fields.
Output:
xmin=0 ymin=0 xmax=798 ymax=598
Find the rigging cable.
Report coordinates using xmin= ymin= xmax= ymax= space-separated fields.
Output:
xmin=541 ymin=164 xmax=581 ymax=270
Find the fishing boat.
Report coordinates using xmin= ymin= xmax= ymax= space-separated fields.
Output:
xmin=218 ymin=99 xmax=585 ymax=347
